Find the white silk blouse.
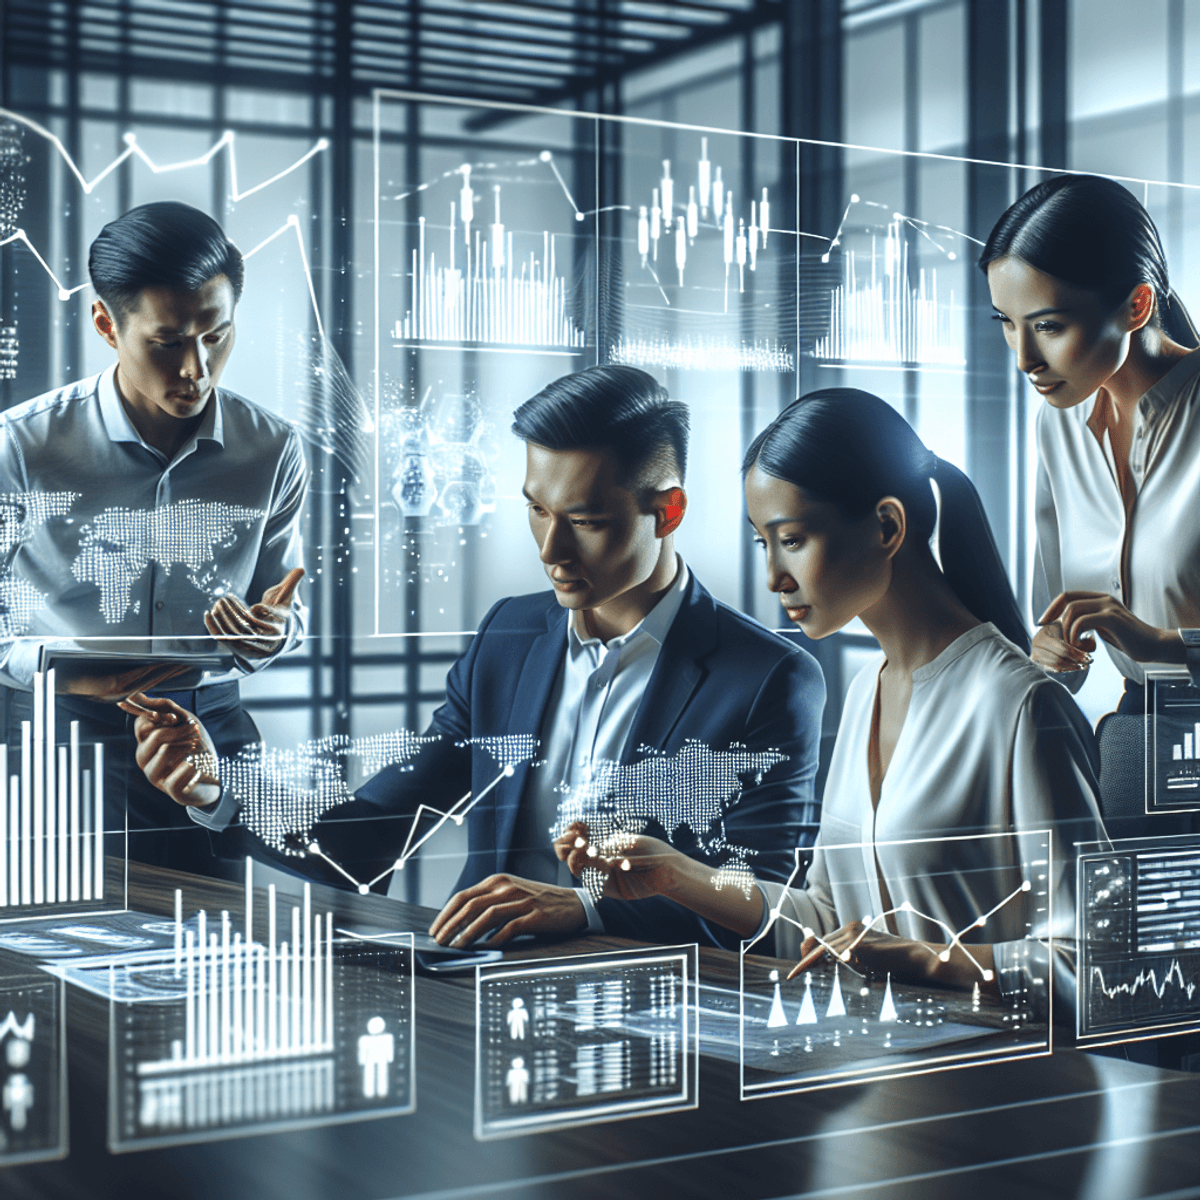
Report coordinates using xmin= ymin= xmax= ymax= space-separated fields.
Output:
xmin=757 ymin=624 xmax=1107 ymax=1010
xmin=1034 ymin=347 xmax=1200 ymax=686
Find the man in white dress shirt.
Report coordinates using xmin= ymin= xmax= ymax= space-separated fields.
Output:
xmin=128 ymin=366 xmax=823 ymax=948
xmin=0 ymin=201 xmax=307 ymax=872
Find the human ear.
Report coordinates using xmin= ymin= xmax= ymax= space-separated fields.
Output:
xmin=876 ymin=498 xmax=906 ymax=558
xmin=92 ymin=301 xmax=119 ymax=350
xmin=1126 ymin=283 xmax=1156 ymax=333
xmin=653 ymin=486 xmax=687 ymax=537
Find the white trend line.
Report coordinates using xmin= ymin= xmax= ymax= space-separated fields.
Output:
xmin=303 ymin=764 xmax=517 ymax=895
xmin=747 ymin=850 xmax=1032 ymax=983
xmin=0 ymin=230 xmax=88 ymax=299
xmin=374 ymin=764 xmax=516 ymax=886
xmin=1091 ymin=959 xmax=1200 ymax=1003
xmin=243 ymin=216 xmax=324 ymax=340
xmin=3 ymin=215 xmax=325 ymax=335
xmin=0 ymin=108 xmax=328 ymax=201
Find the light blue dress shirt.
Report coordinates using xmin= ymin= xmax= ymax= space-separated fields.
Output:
xmin=511 ymin=558 xmax=691 ymax=932
xmin=0 ymin=364 xmax=307 ymax=689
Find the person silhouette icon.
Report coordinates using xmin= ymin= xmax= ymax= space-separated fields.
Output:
xmin=506 ymin=996 xmax=529 ymax=1040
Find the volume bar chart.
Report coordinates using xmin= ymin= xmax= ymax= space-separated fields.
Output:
xmin=394 ymin=207 xmax=586 ymax=350
xmin=1 ymin=669 xmax=107 ymax=914
xmin=139 ymin=882 xmax=334 ymax=1075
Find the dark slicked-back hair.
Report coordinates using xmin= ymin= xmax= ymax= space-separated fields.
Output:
xmin=979 ymin=174 xmax=1198 ymax=348
xmin=512 ymin=365 xmax=689 ymax=498
xmin=88 ymin=200 xmax=244 ymax=324
xmin=744 ymin=389 xmax=1030 ymax=653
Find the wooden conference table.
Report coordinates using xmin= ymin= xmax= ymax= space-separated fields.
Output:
xmin=2 ymin=861 xmax=1199 ymax=1200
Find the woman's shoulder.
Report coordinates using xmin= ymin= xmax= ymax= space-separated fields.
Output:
xmin=921 ymin=624 xmax=1061 ymax=715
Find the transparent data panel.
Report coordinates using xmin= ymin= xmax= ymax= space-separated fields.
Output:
xmin=1148 ymin=674 xmax=1200 ymax=813
xmin=1077 ymin=834 xmax=1200 ymax=1047
xmin=474 ymin=945 xmax=697 ymax=1139
xmin=0 ymin=968 xmax=66 ymax=1165
xmin=106 ymin=869 xmax=414 ymax=1151
xmin=0 ymin=663 xmax=128 ymax=922
xmin=739 ymin=832 xmax=1053 ymax=1099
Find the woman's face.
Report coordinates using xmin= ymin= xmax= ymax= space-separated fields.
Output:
xmin=744 ymin=464 xmax=893 ymax=639
xmin=987 ymin=255 xmax=1136 ymax=409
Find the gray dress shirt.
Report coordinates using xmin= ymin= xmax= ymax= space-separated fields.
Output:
xmin=0 ymin=364 xmax=307 ymax=688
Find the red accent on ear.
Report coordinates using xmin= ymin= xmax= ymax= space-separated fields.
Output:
xmin=660 ymin=488 xmax=685 ymax=533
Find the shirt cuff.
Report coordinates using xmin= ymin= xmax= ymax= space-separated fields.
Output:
xmin=185 ymin=785 xmax=240 ymax=832
xmin=1180 ymin=633 xmax=1200 ymax=688
xmin=574 ymin=887 xmax=605 ymax=935
xmin=232 ymin=610 xmax=303 ymax=676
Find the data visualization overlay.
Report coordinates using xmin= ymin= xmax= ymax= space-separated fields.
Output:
xmin=1150 ymin=677 xmax=1200 ymax=812
xmin=741 ymin=831 xmax=1053 ymax=1098
xmin=1078 ymin=836 xmax=1200 ymax=1045
xmin=474 ymin=946 xmax=696 ymax=1139
xmin=107 ymin=876 xmax=414 ymax=1151
xmin=0 ymin=971 xmax=65 ymax=1166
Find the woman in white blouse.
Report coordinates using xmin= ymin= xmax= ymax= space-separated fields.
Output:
xmin=982 ymin=175 xmax=1200 ymax=707
xmin=557 ymin=390 xmax=1105 ymax=1006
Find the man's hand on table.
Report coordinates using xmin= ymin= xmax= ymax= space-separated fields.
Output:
xmin=428 ymin=874 xmax=589 ymax=947
xmin=117 ymin=691 xmax=222 ymax=808
xmin=204 ymin=567 xmax=304 ymax=660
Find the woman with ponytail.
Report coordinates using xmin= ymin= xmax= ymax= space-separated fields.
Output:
xmin=982 ymin=175 xmax=1200 ymax=707
xmin=557 ymin=390 xmax=1105 ymax=1005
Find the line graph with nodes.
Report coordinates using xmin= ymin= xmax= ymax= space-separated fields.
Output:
xmin=743 ymin=831 xmax=1044 ymax=984
xmin=0 ymin=108 xmax=329 ymax=331
xmin=207 ymin=731 xmax=541 ymax=897
xmin=737 ymin=829 xmax=1053 ymax=1099
xmin=295 ymin=763 xmax=517 ymax=895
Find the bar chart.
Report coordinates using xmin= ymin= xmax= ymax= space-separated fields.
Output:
xmin=393 ymin=209 xmax=586 ymax=350
xmin=1150 ymin=678 xmax=1200 ymax=810
xmin=0 ymin=670 xmax=109 ymax=917
xmin=110 ymin=869 xmax=414 ymax=1150
xmin=810 ymin=223 xmax=964 ymax=367
xmin=137 ymin=882 xmax=334 ymax=1075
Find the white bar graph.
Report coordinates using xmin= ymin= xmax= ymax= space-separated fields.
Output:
xmin=0 ymin=670 xmax=106 ymax=909
xmin=395 ymin=210 xmax=586 ymax=349
xmin=138 ymin=883 xmax=335 ymax=1075
xmin=813 ymin=224 xmax=964 ymax=366
xmin=1171 ymin=724 xmax=1200 ymax=761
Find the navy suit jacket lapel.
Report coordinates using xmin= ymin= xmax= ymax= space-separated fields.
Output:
xmin=494 ymin=602 xmax=568 ymax=871
xmin=623 ymin=575 xmax=719 ymax=760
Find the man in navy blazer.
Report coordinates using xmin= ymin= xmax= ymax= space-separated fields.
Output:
xmin=126 ymin=366 xmax=824 ymax=950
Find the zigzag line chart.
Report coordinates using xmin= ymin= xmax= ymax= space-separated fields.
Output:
xmin=0 ymin=108 xmax=329 ymax=331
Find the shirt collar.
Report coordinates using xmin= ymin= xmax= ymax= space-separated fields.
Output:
xmin=1138 ymin=346 xmax=1200 ymax=418
xmin=567 ymin=557 xmax=690 ymax=654
xmin=97 ymin=363 xmax=225 ymax=452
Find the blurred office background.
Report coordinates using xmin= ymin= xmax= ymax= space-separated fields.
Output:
xmin=2 ymin=0 xmax=1198 ymax=899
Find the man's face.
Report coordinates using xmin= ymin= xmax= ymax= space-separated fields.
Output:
xmin=523 ymin=443 xmax=664 ymax=616
xmin=94 ymin=274 xmax=236 ymax=422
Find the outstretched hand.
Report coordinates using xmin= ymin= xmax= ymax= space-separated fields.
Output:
xmin=205 ymin=567 xmax=304 ymax=660
xmin=116 ymin=691 xmax=221 ymax=808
